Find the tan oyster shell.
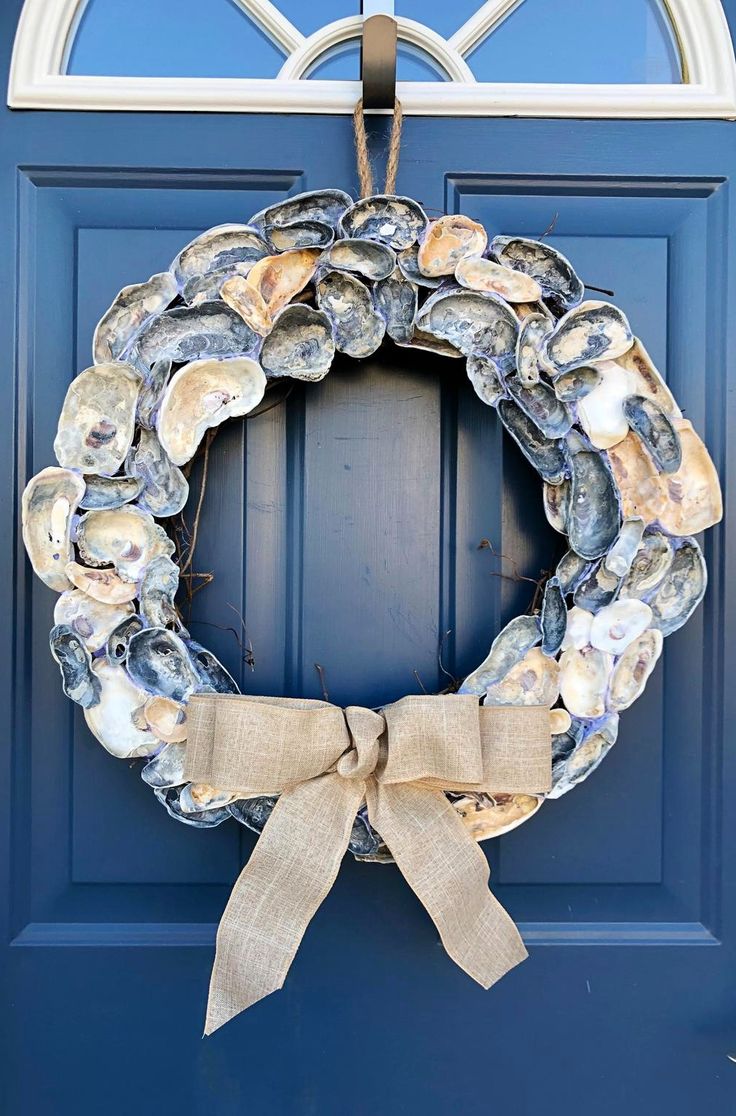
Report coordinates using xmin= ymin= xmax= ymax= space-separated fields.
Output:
xmin=588 ymin=599 xmax=653 ymax=654
xmin=657 ymin=420 xmax=722 ymax=535
xmin=143 ymin=696 xmax=188 ymax=743
xmin=179 ymin=783 xmax=239 ymax=813
xmin=84 ymin=660 xmax=159 ymax=758
xmin=220 ymin=275 xmax=273 ymax=335
xmin=65 ymin=561 xmax=139 ymax=603
xmin=549 ymin=707 xmax=572 ymax=735
xmin=452 ymin=792 xmax=543 ymax=841
xmin=484 ymin=647 xmax=560 ymax=707
xmin=455 ymin=256 xmax=541 ymax=302
xmin=616 ymin=338 xmax=681 ymax=419
xmin=157 ymin=356 xmax=266 ymax=466
xmin=54 ymin=363 xmax=141 ymax=476
xmin=417 ymin=215 xmax=487 ymax=278
xmin=559 ymin=647 xmax=614 ymax=719
xmin=54 ymin=589 xmax=134 ymax=652
xmin=577 ymin=360 xmax=635 ymax=449
xmin=22 ymin=466 xmax=85 ymax=591
xmin=543 ymin=480 xmax=569 ymax=533
xmin=607 ymin=628 xmax=663 ymax=713
xmin=244 ymin=248 xmax=320 ymax=317
xmin=76 ymin=505 xmax=174 ymax=582
xmin=607 ymin=432 xmax=668 ymax=524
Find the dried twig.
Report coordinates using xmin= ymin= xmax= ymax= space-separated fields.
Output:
xmin=539 ymin=212 xmax=559 ymax=239
xmin=314 ymin=663 xmax=330 ymax=702
xmin=477 ymin=537 xmax=551 ymax=615
xmin=413 ymin=669 xmax=428 ymax=694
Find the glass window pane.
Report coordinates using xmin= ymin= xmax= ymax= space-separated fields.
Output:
xmin=395 ymin=0 xmax=485 ymax=41
xmin=67 ymin=0 xmax=286 ymax=78
xmin=307 ymin=43 xmax=449 ymax=81
xmin=467 ymin=0 xmax=682 ymax=84
xmin=277 ymin=0 xmax=352 ymax=39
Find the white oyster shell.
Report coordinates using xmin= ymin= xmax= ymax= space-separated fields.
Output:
xmin=76 ymin=505 xmax=174 ymax=583
xmin=157 ymin=356 xmax=266 ymax=466
xmin=84 ymin=660 xmax=159 ymax=758
xmin=588 ymin=600 xmax=653 ymax=654
xmin=54 ymin=363 xmax=141 ymax=476
xmin=607 ymin=629 xmax=663 ymax=712
xmin=559 ymin=647 xmax=614 ymax=719
xmin=93 ymin=272 xmax=178 ymax=363
xmin=22 ymin=467 xmax=85 ymax=591
xmin=576 ymin=360 xmax=635 ymax=449
xmin=54 ymin=589 xmax=134 ymax=652
xmin=560 ymin=606 xmax=594 ymax=651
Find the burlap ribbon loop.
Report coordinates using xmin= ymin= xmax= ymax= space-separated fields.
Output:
xmin=185 ymin=693 xmax=551 ymax=1034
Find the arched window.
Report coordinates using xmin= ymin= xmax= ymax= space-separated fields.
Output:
xmin=8 ymin=0 xmax=736 ymax=117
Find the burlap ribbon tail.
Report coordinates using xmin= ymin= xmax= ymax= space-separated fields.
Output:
xmin=185 ymin=693 xmax=551 ymax=1034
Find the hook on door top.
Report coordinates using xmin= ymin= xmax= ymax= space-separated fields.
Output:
xmin=361 ymin=2 xmax=397 ymax=110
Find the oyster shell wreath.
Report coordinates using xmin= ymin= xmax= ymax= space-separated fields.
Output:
xmin=22 ymin=190 xmax=722 ymax=860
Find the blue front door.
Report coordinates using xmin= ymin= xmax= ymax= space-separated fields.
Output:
xmin=2 ymin=1 xmax=736 ymax=1111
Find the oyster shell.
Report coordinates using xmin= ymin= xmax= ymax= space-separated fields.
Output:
xmin=540 ymin=577 xmax=567 ymax=656
xmin=186 ymin=640 xmax=239 ymax=694
xmin=78 ymin=474 xmax=143 ymax=511
xmin=604 ymin=517 xmax=645 ymax=579
xmin=451 ymin=792 xmax=543 ymax=841
xmin=573 ymin=559 xmax=622 ymax=612
xmin=606 ymin=431 xmax=666 ymax=525
xmin=84 ymin=659 xmax=159 ymax=758
xmin=22 ymin=467 xmax=85 ymax=591
xmin=549 ymin=708 xmax=572 ymax=736
xmin=567 ymin=450 xmax=620 ymax=561
xmin=157 ymin=356 xmax=266 ymax=465
xmin=373 ymin=269 xmax=418 ymax=344
xmin=126 ymin=628 xmax=199 ymax=701
xmin=554 ymin=365 xmax=601 ymax=403
xmin=459 ymin=614 xmax=541 ymax=695
xmin=466 ymin=354 xmax=505 ymax=406
xmin=154 ymin=785 xmax=231 ymax=828
xmin=54 ymin=590 xmax=134 ymax=653
xmin=141 ymin=740 xmax=187 ymax=786
xmin=49 ymin=624 xmax=101 ymax=708
xmin=397 ymin=244 xmax=442 ymax=288
xmin=229 ymin=795 xmax=279 ymax=834
xmin=316 ymin=271 xmax=385 ymax=358
xmin=244 ymin=248 xmax=321 ymax=318
xmin=549 ymin=716 xmax=618 ymax=798
xmin=556 ymin=549 xmax=592 ymax=595
xmin=324 ymin=238 xmax=396 ymax=282
xmin=656 ymin=421 xmax=722 ymax=535
xmin=340 ymin=195 xmax=427 ymax=250
xmin=179 ymin=783 xmax=240 ymax=814
xmin=93 ymin=272 xmax=177 ymax=363
xmin=126 ymin=428 xmax=189 ymax=517
xmin=173 ymin=224 xmax=269 ymax=288
xmin=219 ymin=275 xmax=273 ymax=335
xmin=106 ymin=614 xmax=144 ymax=664
xmin=259 ymin=305 xmax=335 ymax=381
xmin=505 ymin=375 xmax=573 ymax=439
xmin=608 ymin=629 xmax=663 ymax=713
xmin=616 ymin=338 xmax=681 ymax=418
xmin=134 ymin=301 xmax=258 ymax=367
xmin=416 ymin=289 xmax=518 ymax=368
xmin=543 ymin=479 xmax=570 ymax=533
xmin=65 ymin=561 xmax=139 ymax=604
xmin=136 ymin=358 xmax=171 ymax=430
xmin=498 ymin=400 xmax=568 ymax=484
xmin=648 ymin=538 xmax=707 ymax=636
xmin=558 ymin=646 xmax=614 ymax=719
xmin=54 ymin=363 xmax=141 ymax=476
xmin=76 ymin=505 xmax=174 ymax=583
xmin=252 ymin=190 xmax=352 ymax=235
xmin=516 ymin=312 xmax=553 ymax=387
xmin=139 ymin=555 xmax=180 ymax=630
xmin=576 ymin=361 xmax=635 ymax=449
xmin=484 ymin=646 xmax=560 ymax=707
xmin=265 ymin=221 xmax=334 ymax=252
xmin=490 ymin=236 xmax=584 ymax=313
xmin=544 ymin=301 xmax=633 ymax=375
xmin=588 ymin=599 xmax=653 ymax=654
xmin=623 ymin=394 xmax=682 ymax=473
xmin=417 ymin=215 xmax=487 ymax=278
xmin=618 ymin=529 xmax=674 ymax=599
xmin=143 ymin=698 xmax=187 ymax=745
xmin=396 ymin=329 xmax=463 ymax=359
xmin=455 ymin=256 xmax=542 ymax=302
xmin=560 ymin=606 xmax=594 ymax=651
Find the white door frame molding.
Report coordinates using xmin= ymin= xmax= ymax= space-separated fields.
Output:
xmin=7 ymin=0 xmax=736 ymax=118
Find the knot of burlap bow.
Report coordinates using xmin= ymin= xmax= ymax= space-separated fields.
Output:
xmin=185 ymin=692 xmax=551 ymax=1034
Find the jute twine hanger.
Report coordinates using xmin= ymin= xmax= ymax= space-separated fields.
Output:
xmin=353 ymin=97 xmax=404 ymax=198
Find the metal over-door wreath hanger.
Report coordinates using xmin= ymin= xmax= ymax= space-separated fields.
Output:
xmin=21 ymin=4 xmax=722 ymax=1035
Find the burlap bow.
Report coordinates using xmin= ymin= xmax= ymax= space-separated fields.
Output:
xmin=185 ymin=692 xmax=551 ymax=1034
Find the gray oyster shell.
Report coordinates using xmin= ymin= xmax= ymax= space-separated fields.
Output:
xmin=540 ymin=576 xmax=567 ymax=656
xmin=259 ymin=305 xmax=335 ymax=381
xmin=139 ymin=555 xmax=180 ymax=630
xmin=154 ymin=785 xmax=230 ymax=828
xmin=126 ymin=428 xmax=189 ymax=517
xmin=186 ymin=640 xmax=239 ymax=694
xmin=265 ymin=221 xmax=335 ymax=251
xmin=498 ymin=400 xmax=568 ymax=484
xmin=549 ymin=716 xmax=619 ymax=798
xmin=340 ymin=195 xmax=428 ymax=250
xmin=49 ymin=624 xmax=101 ymax=708
xmin=573 ymin=558 xmax=622 ymax=612
xmin=543 ymin=479 xmax=570 ymax=533
xmin=173 ymin=224 xmax=269 ymax=288
xmin=553 ymin=365 xmax=601 ymax=402
xmin=134 ymin=301 xmax=259 ymax=367
xmin=251 ymin=189 xmax=352 ymax=234
xmin=490 ymin=236 xmax=584 ymax=313
xmin=229 ymin=795 xmax=278 ymax=833
xmin=466 ymin=354 xmax=505 ymax=406
xmin=373 ymin=269 xmax=418 ymax=344
xmin=141 ymin=743 xmax=187 ymax=789
xmin=618 ymin=528 xmax=674 ymax=600
xmin=324 ymin=238 xmax=396 ymax=282
xmin=136 ymin=358 xmax=171 ymax=430
xmin=416 ymin=288 xmax=518 ymax=369
xmin=567 ymin=450 xmax=620 ymax=560
xmin=316 ymin=271 xmax=385 ymax=358
xmin=505 ymin=374 xmax=573 ymax=439
xmin=623 ymin=394 xmax=682 ymax=473
xmin=397 ymin=244 xmax=443 ymax=288
xmin=126 ymin=628 xmax=199 ymax=701
xmin=79 ymin=474 xmax=143 ymax=511
xmin=556 ymin=549 xmax=592 ymax=594
xmin=93 ymin=272 xmax=177 ymax=363
xmin=54 ymin=362 xmax=142 ymax=477
xmin=459 ymin=615 xmax=541 ymax=695
xmin=647 ymin=537 xmax=707 ymax=636
xmin=544 ymin=301 xmax=634 ymax=375
xmin=516 ymin=312 xmax=553 ymax=386
xmin=604 ymin=517 xmax=645 ymax=579
xmin=106 ymin=614 xmax=144 ymax=664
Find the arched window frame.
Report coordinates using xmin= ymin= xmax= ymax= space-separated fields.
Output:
xmin=7 ymin=0 xmax=736 ymax=118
